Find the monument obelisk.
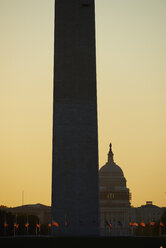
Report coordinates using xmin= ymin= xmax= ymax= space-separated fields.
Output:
xmin=52 ymin=0 xmax=100 ymax=236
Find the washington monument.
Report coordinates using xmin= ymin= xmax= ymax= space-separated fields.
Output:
xmin=52 ymin=0 xmax=100 ymax=236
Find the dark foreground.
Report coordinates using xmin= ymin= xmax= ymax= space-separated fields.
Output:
xmin=0 ymin=236 xmax=166 ymax=248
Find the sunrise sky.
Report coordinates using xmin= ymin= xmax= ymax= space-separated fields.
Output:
xmin=0 ymin=0 xmax=166 ymax=208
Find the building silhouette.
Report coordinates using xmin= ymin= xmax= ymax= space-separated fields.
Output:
xmin=8 ymin=204 xmax=51 ymax=224
xmin=99 ymin=143 xmax=131 ymax=235
xmin=99 ymin=143 xmax=166 ymax=236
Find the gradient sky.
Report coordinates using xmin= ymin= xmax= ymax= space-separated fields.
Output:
xmin=0 ymin=0 xmax=166 ymax=208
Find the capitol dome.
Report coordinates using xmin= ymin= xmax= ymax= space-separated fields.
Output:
xmin=99 ymin=143 xmax=131 ymax=207
xmin=99 ymin=161 xmax=124 ymax=177
xmin=100 ymin=143 xmax=123 ymax=176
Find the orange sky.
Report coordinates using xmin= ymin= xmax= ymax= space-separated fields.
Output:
xmin=0 ymin=0 xmax=166 ymax=207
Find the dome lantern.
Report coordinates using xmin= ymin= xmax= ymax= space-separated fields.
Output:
xmin=108 ymin=143 xmax=114 ymax=163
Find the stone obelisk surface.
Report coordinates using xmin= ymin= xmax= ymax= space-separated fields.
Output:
xmin=52 ymin=0 xmax=100 ymax=236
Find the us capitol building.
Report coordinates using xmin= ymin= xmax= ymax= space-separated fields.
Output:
xmin=99 ymin=143 xmax=165 ymax=236
xmin=6 ymin=143 xmax=165 ymax=236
